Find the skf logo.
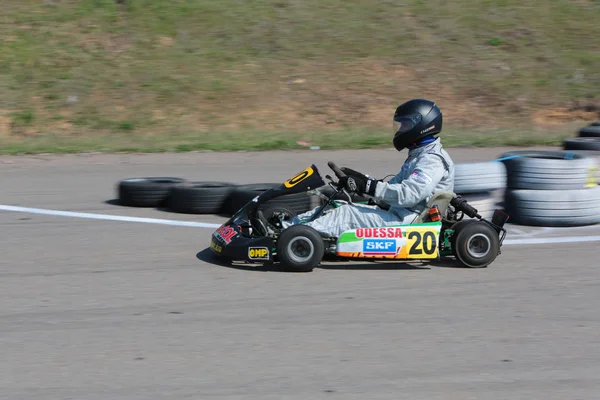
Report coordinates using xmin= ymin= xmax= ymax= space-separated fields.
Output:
xmin=363 ymin=239 xmax=396 ymax=255
xmin=284 ymin=167 xmax=314 ymax=188
xmin=248 ymin=247 xmax=269 ymax=260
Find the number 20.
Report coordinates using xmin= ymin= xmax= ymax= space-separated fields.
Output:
xmin=408 ymin=231 xmax=436 ymax=255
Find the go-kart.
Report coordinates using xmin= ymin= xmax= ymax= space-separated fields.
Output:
xmin=209 ymin=162 xmax=509 ymax=272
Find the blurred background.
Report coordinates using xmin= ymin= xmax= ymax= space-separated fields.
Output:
xmin=2 ymin=0 xmax=599 ymax=153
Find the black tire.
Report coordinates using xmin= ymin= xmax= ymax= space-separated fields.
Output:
xmin=276 ymin=225 xmax=324 ymax=272
xmin=449 ymin=219 xmax=478 ymax=247
xmin=498 ymin=150 xmax=596 ymax=190
xmin=118 ymin=177 xmax=185 ymax=207
xmin=168 ymin=182 xmax=235 ymax=214
xmin=580 ymin=126 xmax=600 ymax=137
xmin=564 ymin=137 xmax=600 ymax=151
xmin=222 ymin=183 xmax=314 ymax=216
xmin=453 ymin=222 xmax=500 ymax=268
xmin=454 ymin=162 xmax=507 ymax=194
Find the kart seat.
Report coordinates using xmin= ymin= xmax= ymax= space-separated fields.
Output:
xmin=413 ymin=191 xmax=457 ymax=224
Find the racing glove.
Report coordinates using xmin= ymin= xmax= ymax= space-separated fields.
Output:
xmin=339 ymin=167 xmax=379 ymax=196
xmin=340 ymin=167 xmax=369 ymax=180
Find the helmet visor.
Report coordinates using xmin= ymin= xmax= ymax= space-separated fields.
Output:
xmin=393 ymin=113 xmax=422 ymax=134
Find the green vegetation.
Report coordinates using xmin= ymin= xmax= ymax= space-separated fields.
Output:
xmin=2 ymin=0 xmax=599 ymax=154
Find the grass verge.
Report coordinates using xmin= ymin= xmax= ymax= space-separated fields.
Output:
xmin=2 ymin=0 xmax=599 ymax=154
xmin=0 ymin=127 xmax=574 ymax=155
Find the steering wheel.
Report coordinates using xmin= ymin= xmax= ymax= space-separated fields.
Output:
xmin=327 ymin=161 xmax=347 ymax=181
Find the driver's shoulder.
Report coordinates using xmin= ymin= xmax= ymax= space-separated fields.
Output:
xmin=415 ymin=150 xmax=447 ymax=167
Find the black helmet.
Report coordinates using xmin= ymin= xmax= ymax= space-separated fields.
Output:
xmin=392 ymin=99 xmax=443 ymax=151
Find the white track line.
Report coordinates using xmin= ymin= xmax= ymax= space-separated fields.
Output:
xmin=503 ymin=236 xmax=600 ymax=246
xmin=0 ymin=205 xmax=222 ymax=228
xmin=1 ymin=204 xmax=599 ymax=245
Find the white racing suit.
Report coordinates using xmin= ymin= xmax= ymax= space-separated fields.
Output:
xmin=290 ymin=138 xmax=455 ymax=237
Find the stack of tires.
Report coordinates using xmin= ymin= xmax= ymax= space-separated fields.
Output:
xmin=452 ymin=161 xmax=507 ymax=219
xmin=563 ymin=121 xmax=600 ymax=184
xmin=116 ymin=178 xmax=316 ymax=216
xmin=499 ymin=150 xmax=600 ymax=227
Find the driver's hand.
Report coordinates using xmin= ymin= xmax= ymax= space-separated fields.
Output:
xmin=341 ymin=167 xmax=370 ymax=180
xmin=339 ymin=174 xmax=378 ymax=197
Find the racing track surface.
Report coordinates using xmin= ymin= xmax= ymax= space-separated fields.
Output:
xmin=1 ymin=148 xmax=600 ymax=399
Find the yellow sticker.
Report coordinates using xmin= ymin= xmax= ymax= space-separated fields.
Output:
xmin=399 ymin=227 xmax=439 ymax=259
xmin=248 ymin=247 xmax=269 ymax=260
xmin=284 ymin=166 xmax=314 ymax=188
xmin=210 ymin=241 xmax=223 ymax=253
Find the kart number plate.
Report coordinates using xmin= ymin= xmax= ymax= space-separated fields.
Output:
xmin=403 ymin=229 xmax=438 ymax=258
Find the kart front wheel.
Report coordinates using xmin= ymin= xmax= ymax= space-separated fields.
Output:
xmin=276 ymin=225 xmax=324 ymax=272
xmin=453 ymin=221 xmax=500 ymax=268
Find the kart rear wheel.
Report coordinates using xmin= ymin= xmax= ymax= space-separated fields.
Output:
xmin=276 ymin=225 xmax=324 ymax=272
xmin=453 ymin=222 xmax=500 ymax=268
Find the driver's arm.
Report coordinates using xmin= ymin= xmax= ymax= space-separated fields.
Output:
xmin=373 ymin=155 xmax=446 ymax=208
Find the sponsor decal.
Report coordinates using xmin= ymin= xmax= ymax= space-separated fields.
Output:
xmin=363 ymin=239 xmax=397 ymax=255
xmin=356 ymin=227 xmax=403 ymax=239
xmin=347 ymin=177 xmax=358 ymax=192
xmin=284 ymin=166 xmax=314 ymax=188
xmin=215 ymin=224 xmax=237 ymax=244
xmin=420 ymin=125 xmax=436 ymax=134
xmin=248 ymin=247 xmax=269 ymax=260
xmin=411 ymin=169 xmax=432 ymax=185
xmin=210 ymin=240 xmax=223 ymax=253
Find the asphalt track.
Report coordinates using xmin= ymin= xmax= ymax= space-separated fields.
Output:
xmin=1 ymin=147 xmax=599 ymax=399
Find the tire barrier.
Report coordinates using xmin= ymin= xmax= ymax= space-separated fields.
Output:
xmin=564 ymin=150 xmax=600 ymax=184
xmin=220 ymin=183 xmax=315 ymax=217
xmin=498 ymin=150 xmax=596 ymax=190
xmin=458 ymin=191 xmax=504 ymax=220
xmin=113 ymin=145 xmax=599 ymax=227
xmin=505 ymin=187 xmax=600 ymax=227
xmin=168 ymin=182 xmax=235 ymax=214
xmin=453 ymin=161 xmax=507 ymax=194
xmin=564 ymin=137 xmax=600 ymax=151
xmin=498 ymin=150 xmax=599 ymax=227
xmin=579 ymin=125 xmax=600 ymax=137
xmin=118 ymin=177 xmax=186 ymax=207
xmin=115 ymin=178 xmax=317 ymax=216
xmin=563 ymin=121 xmax=600 ymax=183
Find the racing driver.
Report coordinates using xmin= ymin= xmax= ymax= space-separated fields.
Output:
xmin=287 ymin=98 xmax=455 ymax=238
